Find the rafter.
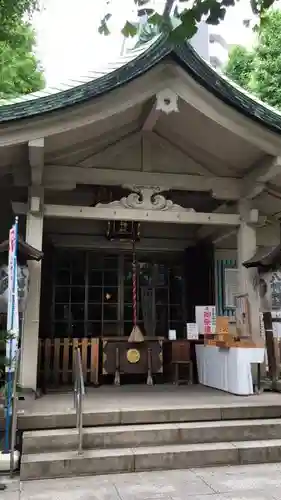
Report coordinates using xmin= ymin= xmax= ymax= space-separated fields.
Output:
xmin=149 ymin=131 xmax=210 ymax=176
xmin=242 ymin=155 xmax=281 ymax=199
xmin=141 ymin=99 xmax=160 ymax=131
xmin=79 ymin=131 xmax=140 ymax=167
xmin=46 ymin=122 xmax=139 ymax=164
xmin=155 ymin=124 xmax=238 ymax=176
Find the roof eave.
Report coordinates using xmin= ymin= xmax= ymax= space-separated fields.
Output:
xmin=1 ymin=35 xmax=281 ymax=136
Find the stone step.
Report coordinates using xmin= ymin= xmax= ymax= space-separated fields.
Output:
xmin=20 ymin=439 xmax=281 ymax=480
xmin=18 ymin=403 xmax=281 ymax=431
xmin=22 ymin=418 xmax=281 ymax=454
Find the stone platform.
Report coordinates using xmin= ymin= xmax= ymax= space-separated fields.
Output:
xmin=16 ymin=385 xmax=281 ymax=429
xmin=16 ymin=385 xmax=281 ymax=480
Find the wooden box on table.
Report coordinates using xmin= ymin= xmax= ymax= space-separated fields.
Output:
xmin=102 ymin=337 xmax=163 ymax=385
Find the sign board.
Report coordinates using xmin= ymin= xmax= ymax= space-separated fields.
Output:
xmin=224 ymin=268 xmax=238 ymax=308
xmin=186 ymin=323 xmax=199 ymax=340
xmin=272 ymin=310 xmax=281 ymax=339
xmin=168 ymin=329 xmax=177 ymax=341
xmin=235 ymin=294 xmax=251 ymax=337
xmin=195 ymin=306 xmax=216 ymax=335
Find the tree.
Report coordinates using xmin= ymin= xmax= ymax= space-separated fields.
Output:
xmin=0 ymin=0 xmax=38 ymax=40
xmin=250 ymin=9 xmax=281 ymax=108
xmin=0 ymin=0 xmax=44 ymax=100
xmin=224 ymin=10 xmax=281 ymax=110
xmin=0 ymin=22 xmax=45 ymax=100
xmin=99 ymin=0 xmax=278 ymax=41
xmin=225 ymin=45 xmax=254 ymax=90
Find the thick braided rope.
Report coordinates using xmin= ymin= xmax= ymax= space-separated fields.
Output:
xmin=132 ymin=240 xmax=137 ymax=327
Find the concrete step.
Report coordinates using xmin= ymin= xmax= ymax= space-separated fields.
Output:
xmin=17 ymin=403 xmax=281 ymax=430
xmin=20 ymin=439 xmax=281 ymax=480
xmin=22 ymin=418 xmax=281 ymax=454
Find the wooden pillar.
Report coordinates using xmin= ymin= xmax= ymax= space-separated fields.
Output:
xmin=237 ymin=200 xmax=260 ymax=341
xmin=19 ymin=188 xmax=44 ymax=392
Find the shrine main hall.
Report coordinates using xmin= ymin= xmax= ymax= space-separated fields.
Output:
xmin=1 ymin=34 xmax=281 ymax=391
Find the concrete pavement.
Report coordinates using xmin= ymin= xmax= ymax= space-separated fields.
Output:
xmin=3 ymin=463 xmax=281 ymax=499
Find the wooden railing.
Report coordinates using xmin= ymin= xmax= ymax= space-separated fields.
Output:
xmin=38 ymin=338 xmax=99 ymax=387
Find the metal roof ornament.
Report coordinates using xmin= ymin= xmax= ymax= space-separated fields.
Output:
xmin=155 ymin=89 xmax=179 ymax=114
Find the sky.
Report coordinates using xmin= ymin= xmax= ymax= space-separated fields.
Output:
xmin=33 ymin=0 xmax=256 ymax=87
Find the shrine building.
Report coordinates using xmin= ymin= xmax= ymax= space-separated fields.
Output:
xmin=1 ymin=35 xmax=281 ymax=392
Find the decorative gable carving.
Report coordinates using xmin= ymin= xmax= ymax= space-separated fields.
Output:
xmin=95 ymin=186 xmax=195 ymax=212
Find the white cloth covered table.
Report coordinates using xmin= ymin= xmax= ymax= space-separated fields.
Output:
xmin=195 ymin=344 xmax=265 ymax=395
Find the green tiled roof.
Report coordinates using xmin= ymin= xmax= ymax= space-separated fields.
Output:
xmin=1 ymin=34 xmax=281 ymax=134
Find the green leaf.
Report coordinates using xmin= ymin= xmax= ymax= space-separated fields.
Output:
xmin=0 ymin=19 xmax=45 ymax=99
xmin=98 ymin=13 xmax=111 ymax=36
xmin=148 ymin=12 xmax=164 ymax=26
xmin=170 ymin=10 xmax=197 ymax=42
xmin=121 ymin=21 xmax=138 ymax=38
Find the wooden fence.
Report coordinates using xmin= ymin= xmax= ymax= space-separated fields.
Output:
xmin=38 ymin=338 xmax=99 ymax=387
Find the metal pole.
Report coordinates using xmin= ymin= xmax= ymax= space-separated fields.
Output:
xmin=10 ymin=349 xmax=20 ymax=476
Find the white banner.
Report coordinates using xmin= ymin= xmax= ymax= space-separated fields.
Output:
xmin=0 ymin=264 xmax=29 ymax=313
xmin=7 ymin=225 xmax=16 ymax=333
xmin=6 ymin=219 xmax=20 ymax=370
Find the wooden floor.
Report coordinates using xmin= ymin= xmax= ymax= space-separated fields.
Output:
xmin=18 ymin=384 xmax=281 ymax=416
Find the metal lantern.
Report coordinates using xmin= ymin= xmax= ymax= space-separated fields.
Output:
xmin=106 ymin=221 xmax=140 ymax=241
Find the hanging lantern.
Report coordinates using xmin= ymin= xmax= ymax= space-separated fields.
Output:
xmin=106 ymin=221 xmax=140 ymax=241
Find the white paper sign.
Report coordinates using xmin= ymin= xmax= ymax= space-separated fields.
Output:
xmin=186 ymin=323 xmax=199 ymax=340
xmin=272 ymin=310 xmax=281 ymax=339
xmin=168 ymin=329 xmax=177 ymax=341
xmin=195 ymin=306 xmax=216 ymax=335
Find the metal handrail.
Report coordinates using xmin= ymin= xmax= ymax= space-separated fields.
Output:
xmin=73 ymin=347 xmax=85 ymax=454
xmin=10 ymin=348 xmax=20 ymax=476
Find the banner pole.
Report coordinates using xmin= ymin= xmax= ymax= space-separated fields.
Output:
xmin=4 ymin=217 xmax=19 ymax=453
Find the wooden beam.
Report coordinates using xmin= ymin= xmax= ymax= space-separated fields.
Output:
xmin=12 ymin=201 xmax=246 ymax=225
xmin=48 ymin=234 xmax=193 ymax=251
xmin=29 ymin=138 xmax=44 ymax=185
xmin=141 ymin=100 xmax=160 ymax=131
xmin=197 ymin=203 xmax=238 ymax=240
xmin=11 ymin=202 xmax=27 ymax=215
xmin=242 ymin=155 xmax=281 ymax=199
xmin=44 ymin=204 xmax=245 ymax=226
xmin=212 ymin=229 xmax=237 ymax=245
xmin=44 ymin=166 xmax=242 ymax=200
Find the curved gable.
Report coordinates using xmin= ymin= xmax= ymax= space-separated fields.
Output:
xmin=1 ymin=34 xmax=281 ymax=136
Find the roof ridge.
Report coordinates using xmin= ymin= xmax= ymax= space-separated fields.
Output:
xmin=1 ymin=33 xmax=281 ymax=136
